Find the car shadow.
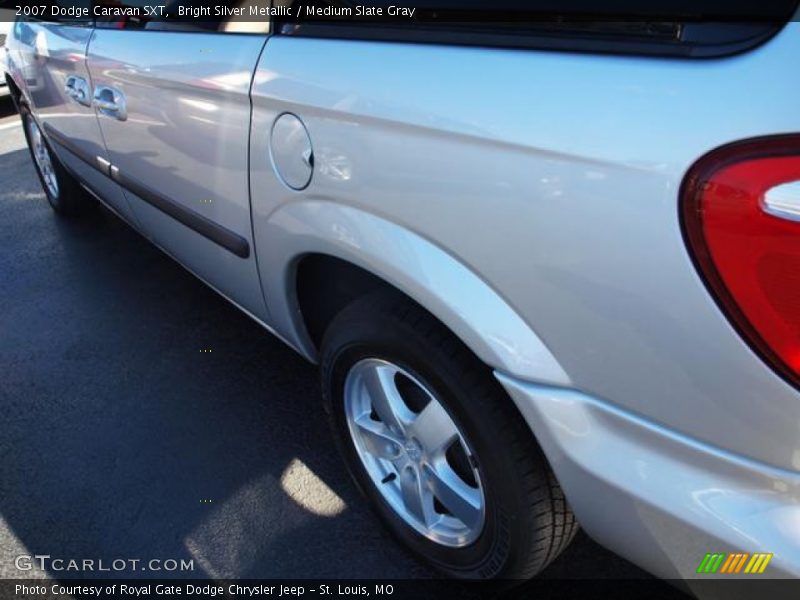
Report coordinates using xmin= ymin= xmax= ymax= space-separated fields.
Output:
xmin=0 ymin=138 xmax=663 ymax=590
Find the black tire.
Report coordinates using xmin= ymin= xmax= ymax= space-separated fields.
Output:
xmin=320 ymin=290 xmax=578 ymax=580
xmin=20 ymin=104 xmax=93 ymax=216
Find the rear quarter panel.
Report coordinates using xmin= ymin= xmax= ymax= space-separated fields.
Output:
xmin=251 ymin=24 xmax=800 ymax=471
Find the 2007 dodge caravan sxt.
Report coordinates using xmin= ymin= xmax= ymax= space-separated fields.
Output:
xmin=5 ymin=0 xmax=800 ymax=583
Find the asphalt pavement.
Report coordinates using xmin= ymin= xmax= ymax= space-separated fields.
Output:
xmin=0 ymin=93 xmax=669 ymax=589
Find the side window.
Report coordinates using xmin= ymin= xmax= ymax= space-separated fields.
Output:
xmin=274 ymin=0 xmax=800 ymax=59
xmin=95 ymin=0 xmax=270 ymax=34
xmin=272 ymin=0 xmax=685 ymax=39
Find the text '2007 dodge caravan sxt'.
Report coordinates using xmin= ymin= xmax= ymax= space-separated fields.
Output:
xmin=4 ymin=0 xmax=800 ymax=585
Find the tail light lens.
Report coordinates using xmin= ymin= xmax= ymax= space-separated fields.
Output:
xmin=681 ymin=136 xmax=800 ymax=389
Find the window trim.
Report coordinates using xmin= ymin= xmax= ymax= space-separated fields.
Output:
xmin=275 ymin=19 xmax=794 ymax=59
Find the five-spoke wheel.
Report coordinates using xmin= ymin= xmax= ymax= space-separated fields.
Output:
xmin=344 ymin=358 xmax=485 ymax=547
xmin=27 ymin=117 xmax=60 ymax=200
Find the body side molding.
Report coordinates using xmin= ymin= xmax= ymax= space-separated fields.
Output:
xmin=43 ymin=123 xmax=250 ymax=259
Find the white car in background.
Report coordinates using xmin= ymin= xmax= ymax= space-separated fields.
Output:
xmin=0 ymin=10 xmax=13 ymax=88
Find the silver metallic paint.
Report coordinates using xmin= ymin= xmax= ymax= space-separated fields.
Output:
xmin=15 ymin=22 xmax=138 ymax=224
xmin=251 ymin=199 xmax=571 ymax=386
xmin=250 ymin=30 xmax=800 ymax=471
xmin=87 ymin=29 xmax=270 ymax=320
xmin=270 ymin=112 xmax=314 ymax=190
xmin=498 ymin=373 xmax=800 ymax=580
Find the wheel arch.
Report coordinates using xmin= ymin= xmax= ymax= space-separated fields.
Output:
xmin=258 ymin=200 xmax=570 ymax=387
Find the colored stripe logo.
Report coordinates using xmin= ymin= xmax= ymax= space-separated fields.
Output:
xmin=697 ymin=552 xmax=773 ymax=574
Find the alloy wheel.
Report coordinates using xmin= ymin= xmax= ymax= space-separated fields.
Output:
xmin=343 ymin=358 xmax=486 ymax=547
xmin=27 ymin=117 xmax=59 ymax=199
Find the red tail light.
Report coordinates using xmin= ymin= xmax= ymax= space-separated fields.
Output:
xmin=681 ymin=136 xmax=800 ymax=389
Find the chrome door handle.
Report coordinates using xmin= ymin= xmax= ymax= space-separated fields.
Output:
xmin=64 ymin=75 xmax=91 ymax=107
xmin=93 ymin=85 xmax=127 ymax=121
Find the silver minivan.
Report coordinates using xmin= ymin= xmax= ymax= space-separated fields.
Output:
xmin=5 ymin=0 xmax=800 ymax=584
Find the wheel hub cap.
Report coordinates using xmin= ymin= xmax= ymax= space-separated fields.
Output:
xmin=404 ymin=439 xmax=423 ymax=462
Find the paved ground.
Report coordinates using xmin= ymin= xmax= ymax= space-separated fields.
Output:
xmin=0 ymin=94 xmax=674 ymax=590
